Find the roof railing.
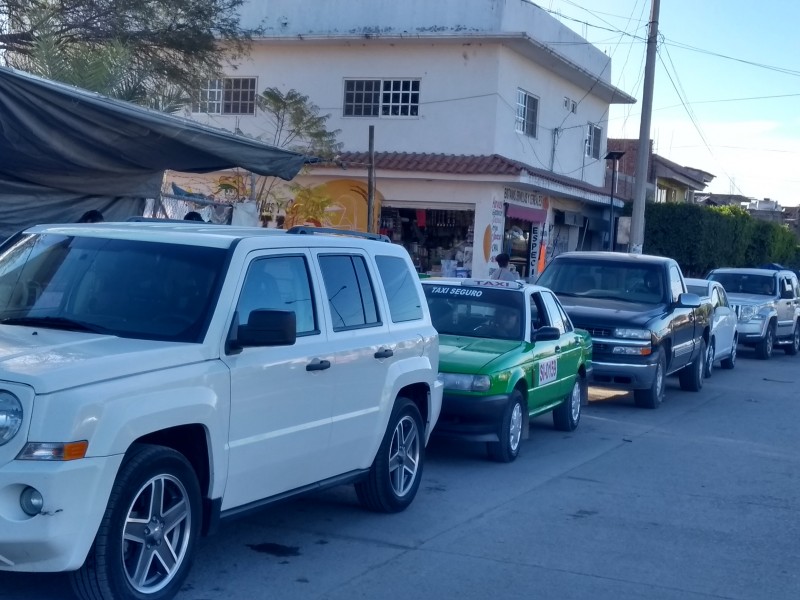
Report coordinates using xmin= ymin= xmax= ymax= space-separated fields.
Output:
xmin=285 ymin=226 xmax=391 ymax=242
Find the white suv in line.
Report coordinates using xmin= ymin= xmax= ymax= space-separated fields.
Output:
xmin=0 ymin=222 xmax=442 ymax=600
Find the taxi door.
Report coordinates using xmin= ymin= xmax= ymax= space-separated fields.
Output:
xmin=540 ymin=291 xmax=582 ymax=398
xmin=528 ymin=291 xmax=563 ymax=409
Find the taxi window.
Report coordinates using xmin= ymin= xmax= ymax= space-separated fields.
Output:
xmin=540 ymin=292 xmax=567 ymax=334
xmin=423 ymin=284 xmax=524 ymax=340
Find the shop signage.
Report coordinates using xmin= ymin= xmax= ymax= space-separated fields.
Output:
xmin=529 ymin=223 xmax=540 ymax=274
xmin=504 ymin=188 xmax=546 ymax=209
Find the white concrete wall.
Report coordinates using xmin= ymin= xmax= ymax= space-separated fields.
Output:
xmin=238 ymin=0 xmax=611 ymax=83
xmin=191 ymin=38 xmax=609 ymax=187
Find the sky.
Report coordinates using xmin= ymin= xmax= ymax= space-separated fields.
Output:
xmin=540 ymin=0 xmax=800 ymax=206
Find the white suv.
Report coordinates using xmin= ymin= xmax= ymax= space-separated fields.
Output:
xmin=0 ymin=222 xmax=442 ymax=600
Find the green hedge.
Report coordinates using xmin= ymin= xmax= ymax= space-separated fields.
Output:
xmin=642 ymin=203 xmax=799 ymax=277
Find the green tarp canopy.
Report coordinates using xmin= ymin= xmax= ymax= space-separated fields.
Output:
xmin=0 ymin=66 xmax=312 ymax=237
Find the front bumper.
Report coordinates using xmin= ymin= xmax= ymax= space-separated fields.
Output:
xmin=433 ymin=392 xmax=512 ymax=442
xmin=0 ymin=455 xmax=122 ymax=572
xmin=737 ymin=319 xmax=768 ymax=343
xmin=589 ymin=355 xmax=659 ymax=390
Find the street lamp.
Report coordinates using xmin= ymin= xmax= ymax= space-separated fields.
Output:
xmin=605 ymin=150 xmax=625 ymax=251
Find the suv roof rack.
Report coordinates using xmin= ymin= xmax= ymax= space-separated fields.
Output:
xmin=285 ymin=226 xmax=391 ymax=242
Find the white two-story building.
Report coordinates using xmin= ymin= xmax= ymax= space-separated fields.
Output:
xmin=181 ymin=0 xmax=635 ymax=277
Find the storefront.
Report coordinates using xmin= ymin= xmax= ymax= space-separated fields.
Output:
xmin=500 ymin=188 xmax=549 ymax=279
xmin=379 ymin=207 xmax=475 ymax=276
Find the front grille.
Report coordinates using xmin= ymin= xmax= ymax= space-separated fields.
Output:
xmin=731 ymin=304 xmax=740 ymax=317
xmin=582 ymin=326 xmax=612 ymax=338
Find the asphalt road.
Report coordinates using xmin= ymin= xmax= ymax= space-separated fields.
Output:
xmin=4 ymin=346 xmax=800 ymax=600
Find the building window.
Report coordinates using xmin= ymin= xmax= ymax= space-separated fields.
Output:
xmin=193 ymin=77 xmax=257 ymax=115
xmin=343 ymin=79 xmax=420 ymax=117
xmin=586 ymin=123 xmax=602 ymax=159
xmin=515 ymin=89 xmax=538 ymax=138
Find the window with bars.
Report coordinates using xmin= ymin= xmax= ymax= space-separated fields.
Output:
xmin=515 ymin=89 xmax=538 ymax=138
xmin=586 ymin=123 xmax=602 ymax=159
xmin=343 ymin=79 xmax=420 ymax=117
xmin=193 ymin=77 xmax=257 ymax=115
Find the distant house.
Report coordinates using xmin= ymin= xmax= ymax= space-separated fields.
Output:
xmin=605 ymin=138 xmax=714 ymax=204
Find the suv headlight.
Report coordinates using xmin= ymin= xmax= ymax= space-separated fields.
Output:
xmin=738 ymin=305 xmax=765 ymax=322
xmin=438 ymin=373 xmax=491 ymax=392
xmin=613 ymin=328 xmax=651 ymax=340
xmin=0 ymin=391 xmax=23 ymax=446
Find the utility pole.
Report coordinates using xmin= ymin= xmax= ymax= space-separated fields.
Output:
xmin=629 ymin=0 xmax=660 ymax=254
xmin=367 ymin=125 xmax=376 ymax=233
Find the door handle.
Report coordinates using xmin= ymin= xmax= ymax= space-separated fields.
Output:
xmin=374 ymin=348 xmax=394 ymax=359
xmin=555 ymin=346 xmax=561 ymax=353
xmin=306 ymin=358 xmax=331 ymax=371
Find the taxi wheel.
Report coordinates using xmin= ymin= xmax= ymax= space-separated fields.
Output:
xmin=71 ymin=444 xmax=201 ymax=600
xmin=721 ymin=338 xmax=737 ymax=369
xmin=487 ymin=390 xmax=524 ymax=463
xmin=553 ymin=376 xmax=583 ymax=431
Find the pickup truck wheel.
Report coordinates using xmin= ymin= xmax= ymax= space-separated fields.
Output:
xmin=355 ymin=397 xmax=423 ymax=513
xmin=755 ymin=323 xmax=775 ymax=360
xmin=679 ymin=339 xmax=705 ymax=392
xmin=71 ymin=444 xmax=201 ymax=600
xmin=704 ymin=338 xmax=715 ymax=378
xmin=784 ymin=323 xmax=800 ymax=355
xmin=720 ymin=339 xmax=737 ymax=370
xmin=553 ymin=376 xmax=583 ymax=432
xmin=487 ymin=390 xmax=524 ymax=463
xmin=634 ymin=349 xmax=665 ymax=409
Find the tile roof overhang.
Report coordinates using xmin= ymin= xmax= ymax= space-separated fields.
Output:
xmin=311 ymin=152 xmax=624 ymax=209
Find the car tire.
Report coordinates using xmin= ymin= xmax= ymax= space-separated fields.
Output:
xmin=784 ymin=323 xmax=800 ymax=355
xmin=755 ymin=322 xmax=775 ymax=360
xmin=355 ymin=396 xmax=424 ymax=513
xmin=71 ymin=444 xmax=201 ymax=600
xmin=679 ymin=339 xmax=705 ymax=392
xmin=704 ymin=338 xmax=715 ymax=378
xmin=634 ymin=348 xmax=665 ymax=409
xmin=720 ymin=338 xmax=737 ymax=370
xmin=487 ymin=389 xmax=524 ymax=463
xmin=553 ymin=376 xmax=583 ymax=432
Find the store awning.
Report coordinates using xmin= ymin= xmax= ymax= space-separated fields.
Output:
xmin=506 ymin=203 xmax=546 ymax=222
xmin=0 ymin=66 xmax=315 ymax=238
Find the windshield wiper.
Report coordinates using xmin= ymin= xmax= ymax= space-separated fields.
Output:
xmin=0 ymin=316 xmax=106 ymax=333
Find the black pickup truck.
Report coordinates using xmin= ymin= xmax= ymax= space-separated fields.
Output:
xmin=536 ymin=252 xmax=709 ymax=408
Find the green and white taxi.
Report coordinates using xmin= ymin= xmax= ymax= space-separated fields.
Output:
xmin=422 ymin=278 xmax=593 ymax=462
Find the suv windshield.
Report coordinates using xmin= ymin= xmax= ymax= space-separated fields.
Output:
xmin=0 ymin=233 xmax=226 ymax=342
xmin=537 ymin=259 xmax=666 ymax=304
xmin=423 ymin=284 xmax=524 ymax=341
xmin=709 ymin=273 xmax=775 ymax=296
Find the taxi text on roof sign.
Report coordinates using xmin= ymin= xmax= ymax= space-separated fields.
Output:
xmin=459 ymin=279 xmax=525 ymax=289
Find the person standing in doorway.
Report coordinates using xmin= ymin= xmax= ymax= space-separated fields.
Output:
xmin=490 ymin=253 xmax=518 ymax=281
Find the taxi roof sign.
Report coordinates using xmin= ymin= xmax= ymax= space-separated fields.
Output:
xmin=459 ymin=278 xmax=525 ymax=289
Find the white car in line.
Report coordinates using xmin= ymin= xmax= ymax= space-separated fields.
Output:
xmin=685 ymin=278 xmax=738 ymax=376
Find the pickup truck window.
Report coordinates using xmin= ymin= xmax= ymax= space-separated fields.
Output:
xmin=537 ymin=259 xmax=665 ymax=304
xmin=669 ymin=265 xmax=684 ymax=303
xmin=0 ymin=233 xmax=225 ymax=342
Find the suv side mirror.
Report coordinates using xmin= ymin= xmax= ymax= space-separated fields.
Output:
xmin=781 ymin=287 xmax=794 ymax=299
xmin=238 ymin=310 xmax=297 ymax=347
xmin=533 ymin=326 xmax=561 ymax=342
